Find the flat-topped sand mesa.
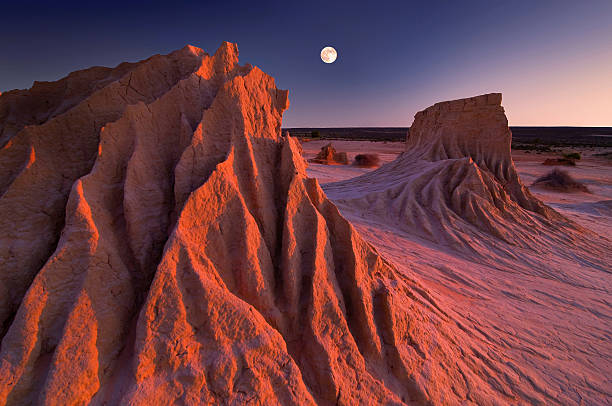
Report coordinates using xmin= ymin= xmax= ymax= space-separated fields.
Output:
xmin=0 ymin=43 xmax=518 ymax=405
xmin=406 ymin=93 xmax=556 ymax=227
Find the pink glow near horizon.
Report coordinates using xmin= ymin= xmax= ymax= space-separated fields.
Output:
xmin=418 ymin=46 xmax=612 ymax=127
xmin=503 ymin=63 xmax=612 ymax=127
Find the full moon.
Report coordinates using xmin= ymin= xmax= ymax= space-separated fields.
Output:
xmin=320 ymin=46 xmax=337 ymax=63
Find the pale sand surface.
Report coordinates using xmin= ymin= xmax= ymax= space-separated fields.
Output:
xmin=303 ymin=139 xmax=612 ymax=403
xmin=302 ymin=140 xmax=404 ymax=183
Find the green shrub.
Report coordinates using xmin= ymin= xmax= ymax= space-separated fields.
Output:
xmin=512 ymin=143 xmax=552 ymax=152
xmin=311 ymin=130 xmax=320 ymax=138
xmin=563 ymin=152 xmax=581 ymax=160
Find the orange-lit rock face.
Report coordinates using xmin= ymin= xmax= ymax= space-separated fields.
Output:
xmin=309 ymin=143 xmax=349 ymax=165
xmin=0 ymin=43 xmax=469 ymax=405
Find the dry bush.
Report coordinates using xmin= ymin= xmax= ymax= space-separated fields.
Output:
xmin=563 ymin=152 xmax=581 ymax=160
xmin=353 ymin=153 xmax=381 ymax=167
xmin=542 ymin=158 xmax=575 ymax=166
xmin=532 ymin=169 xmax=588 ymax=192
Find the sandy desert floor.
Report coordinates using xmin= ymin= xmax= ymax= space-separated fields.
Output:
xmin=303 ymin=139 xmax=612 ymax=403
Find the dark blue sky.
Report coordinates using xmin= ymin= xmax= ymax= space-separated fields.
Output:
xmin=1 ymin=1 xmax=611 ymax=126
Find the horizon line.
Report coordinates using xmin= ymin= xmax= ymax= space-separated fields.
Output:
xmin=282 ymin=125 xmax=612 ymax=129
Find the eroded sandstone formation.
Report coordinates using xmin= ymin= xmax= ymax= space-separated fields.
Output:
xmin=0 ymin=44 xmax=519 ymax=406
xmin=324 ymin=94 xmax=604 ymax=260
xmin=308 ymin=143 xmax=349 ymax=165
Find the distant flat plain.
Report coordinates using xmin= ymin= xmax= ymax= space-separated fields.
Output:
xmin=284 ymin=127 xmax=612 ymax=147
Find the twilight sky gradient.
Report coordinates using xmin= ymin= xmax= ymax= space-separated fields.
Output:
xmin=1 ymin=0 xmax=611 ymax=127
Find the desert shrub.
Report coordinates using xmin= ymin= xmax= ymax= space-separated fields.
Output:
xmin=532 ymin=169 xmax=588 ymax=192
xmin=512 ymin=143 xmax=552 ymax=152
xmin=542 ymin=158 xmax=575 ymax=166
xmin=353 ymin=153 xmax=381 ymax=167
xmin=563 ymin=152 xmax=581 ymax=160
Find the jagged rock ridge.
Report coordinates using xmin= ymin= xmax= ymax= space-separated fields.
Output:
xmin=0 ymin=44 xmax=529 ymax=405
